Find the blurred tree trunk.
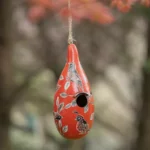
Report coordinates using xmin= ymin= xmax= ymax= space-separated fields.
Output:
xmin=0 ymin=0 xmax=13 ymax=150
xmin=134 ymin=19 xmax=150 ymax=150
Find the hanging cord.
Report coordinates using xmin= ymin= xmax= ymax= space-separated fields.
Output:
xmin=68 ymin=0 xmax=73 ymax=44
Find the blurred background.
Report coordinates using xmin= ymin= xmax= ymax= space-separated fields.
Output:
xmin=0 ymin=0 xmax=150 ymax=150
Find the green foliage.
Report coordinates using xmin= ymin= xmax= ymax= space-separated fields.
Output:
xmin=132 ymin=4 xmax=150 ymax=19
xmin=144 ymin=59 xmax=150 ymax=73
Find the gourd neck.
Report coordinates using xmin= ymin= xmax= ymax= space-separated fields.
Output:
xmin=67 ymin=44 xmax=80 ymax=63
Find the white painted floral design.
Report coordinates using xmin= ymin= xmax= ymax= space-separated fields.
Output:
xmin=60 ymin=92 xmax=68 ymax=98
xmin=84 ymin=105 xmax=88 ymax=113
xmin=56 ymin=84 xmax=61 ymax=91
xmin=71 ymin=99 xmax=77 ymax=107
xmin=53 ymin=96 xmax=64 ymax=128
xmin=59 ymin=75 xmax=64 ymax=80
xmin=90 ymin=113 xmax=94 ymax=120
xmin=62 ymin=125 xmax=68 ymax=133
xmin=64 ymin=81 xmax=70 ymax=90
xmin=65 ymin=103 xmax=72 ymax=109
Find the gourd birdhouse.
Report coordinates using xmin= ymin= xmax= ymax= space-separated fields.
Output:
xmin=53 ymin=44 xmax=94 ymax=139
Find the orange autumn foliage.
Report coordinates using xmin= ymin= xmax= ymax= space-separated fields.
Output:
xmin=27 ymin=0 xmax=150 ymax=24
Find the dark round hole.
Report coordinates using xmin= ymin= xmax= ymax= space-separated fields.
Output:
xmin=76 ymin=94 xmax=88 ymax=107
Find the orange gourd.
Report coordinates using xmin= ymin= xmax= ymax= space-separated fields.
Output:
xmin=53 ymin=44 xmax=94 ymax=139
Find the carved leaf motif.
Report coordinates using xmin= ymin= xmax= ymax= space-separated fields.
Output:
xmin=58 ymin=120 xmax=62 ymax=128
xmin=65 ymin=103 xmax=72 ymax=109
xmin=84 ymin=105 xmax=88 ymax=113
xmin=59 ymin=75 xmax=64 ymax=80
xmin=64 ymin=81 xmax=70 ymax=90
xmin=72 ymin=99 xmax=77 ymax=107
xmin=56 ymin=84 xmax=61 ymax=91
xmin=60 ymin=92 xmax=68 ymax=98
xmin=56 ymin=97 xmax=59 ymax=106
xmin=62 ymin=125 xmax=68 ymax=133
xmin=58 ymin=103 xmax=64 ymax=112
xmin=90 ymin=113 xmax=94 ymax=120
